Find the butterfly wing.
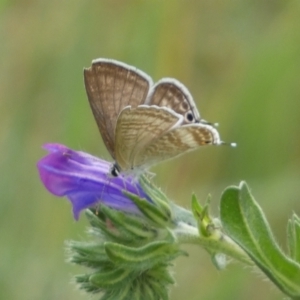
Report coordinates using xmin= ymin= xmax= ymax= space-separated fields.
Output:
xmin=84 ymin=59 xmax=153 ymax=158
xmin=114 ymin=105 xmax=184 ymax=172
xmin=133 ymin=124 xmax=221 ymax=169
xmin=146 ymin=79 xmax=201 ymax=124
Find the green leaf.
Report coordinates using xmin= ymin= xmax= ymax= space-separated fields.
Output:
xmin=147 ymin=277 xmax=169 ymax=300
xmin=100 ymin=205 xmax=158 ymax=240
xmin=287 ymin=214 xmax=300 ymax=263
xmin=139 ymin=175 xmax=169 ymax=204
xmin=90 ymin=267 xmax=131 ymax=287
xmin=101 ymin=284 xmax=131 ymax=300
xmin=147 ymin=265 xmax=175 ymax=285
xmin=139 ymin=175 xmax=173 ymax=219
xmin=124 ymin=192 xmax=172 ymax=228
xmin=105 ymin=241 xmax=185 ymax=270
xmin=191 ymin=193 xmax=203 ymax=219
xmin=67 ymin=241 xmax=108 ymax=268
xmin=220 ymin=181 xmax=300 ymax=299
xmin=85 ymin=209 xmax=122 ymax=241
xmin=191 ymin=194 xmax=214 ymax=237
xmin=75 ymin=274 xmax=101 ymax=293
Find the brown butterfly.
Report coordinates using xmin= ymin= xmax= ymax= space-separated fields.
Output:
xmin=84 ymin=59 xmax=231 ymax=176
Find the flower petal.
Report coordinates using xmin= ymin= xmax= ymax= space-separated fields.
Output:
xmin=37 ymin=144 xmax=150 ymax=220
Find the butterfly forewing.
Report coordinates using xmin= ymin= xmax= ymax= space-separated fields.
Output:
xmin=133 ymin=124 xmax=221 ymax=168
xmin=84 ymin=59 xmax=152 ymax=157
xmin=147 ymin=79 xmax=201 ymax=124
xmin=114 ymin=106 xmax=183 ymax=171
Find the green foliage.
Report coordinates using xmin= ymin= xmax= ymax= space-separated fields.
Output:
xmin=68 ymin=179 xmax=300 ymax=299
xmin=220 ymin=182 xmax=300 ymax=299
xmin=288 ymin=214 xmax=300 ymax=263
xmin=67 ymin=187 xmax=184 ymax=300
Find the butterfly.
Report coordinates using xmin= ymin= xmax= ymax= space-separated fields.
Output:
xmin=84 ymin=58 xmax=231 ymax=177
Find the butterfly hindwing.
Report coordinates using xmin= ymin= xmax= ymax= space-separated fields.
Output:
xmin=147 ymin=79 xmax=201 ymax=124
xmin=114 ymin=105 xmax=183 ymax=171
xmin=133 ymin=124 xmax=221 ymax=169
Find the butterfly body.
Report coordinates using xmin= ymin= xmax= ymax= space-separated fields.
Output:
xmin=84 ymin=58 xmax=225 ymax=177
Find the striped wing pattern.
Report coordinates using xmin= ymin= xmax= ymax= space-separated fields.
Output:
xmin=134 ymin=124 xmax=220 ymax=168
xmin=147 ymin=79 xmax=201 ymax=124
xmin=84 ymin=58 xmax=221 ymax=174
xmin=114 ymin=106 xmax=183 ymax=171
xmin=84 ymin=59 xmax=152 ymax=158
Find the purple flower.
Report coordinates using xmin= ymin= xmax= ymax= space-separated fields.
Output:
xmin=37 ymin=144 xmax=151 ymax=220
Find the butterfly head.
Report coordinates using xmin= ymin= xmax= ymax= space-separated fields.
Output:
xmin=110 ymin=162 xmax=121 ymax=177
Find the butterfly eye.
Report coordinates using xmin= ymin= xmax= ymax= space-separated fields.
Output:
xmin=186 ymin=112 xmax=194 ymax=122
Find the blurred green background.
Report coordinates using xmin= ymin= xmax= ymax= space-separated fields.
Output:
xmin=1 ymin=0 xmax=300 ymax=299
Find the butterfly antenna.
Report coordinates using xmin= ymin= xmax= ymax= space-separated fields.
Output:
xmin=220 ymin=141 xmax=237 ymax=147
xmin=201 ymin=119 xmax=219 ymax=127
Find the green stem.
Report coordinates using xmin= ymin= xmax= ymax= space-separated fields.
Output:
xmin=171 ymin=204 xmax=253 ymax=266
